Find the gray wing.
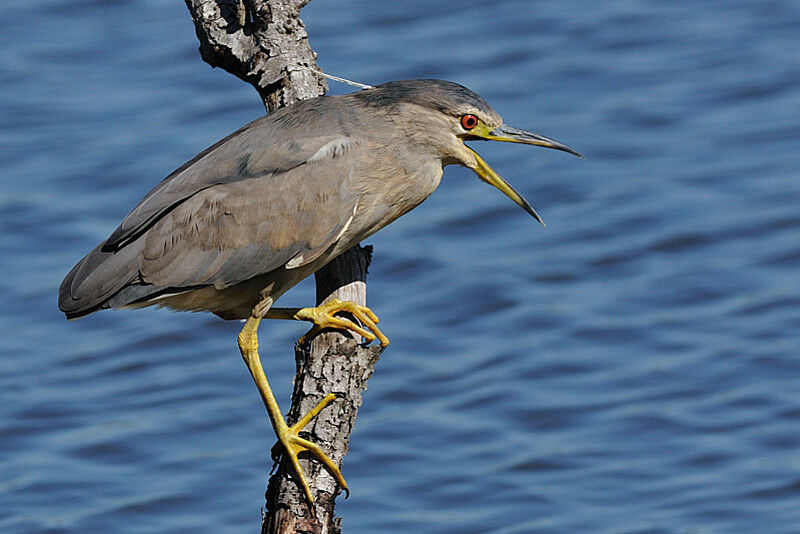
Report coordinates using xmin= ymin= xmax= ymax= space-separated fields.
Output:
xmin=59 ymin=102 xmax=364 ymax=318
xmin=137 ymin=138 xmax=360 ymax=289
xmin=104 ymin=102 xmax=352 ymax=252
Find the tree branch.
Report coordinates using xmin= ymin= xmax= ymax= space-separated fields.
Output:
xmin=185 ymin=0 xmax=326 ymax=110
xmin=264 ymin=246 xmax=381 ymax=534
xmin=184 ymin=2 xmax=381 ymax=532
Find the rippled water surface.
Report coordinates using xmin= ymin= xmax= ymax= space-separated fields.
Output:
xmin=3 ymin=1 xmax=800 ymax=532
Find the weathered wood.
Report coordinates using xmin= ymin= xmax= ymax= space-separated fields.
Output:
xmin=184 ymin=0 xmax=326 ymax=110
xmin=264 ymin=247 xmax=381 ymax=534
xmin=183 ymin=2 xmax=381 ymax=532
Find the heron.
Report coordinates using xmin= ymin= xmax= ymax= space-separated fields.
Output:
xmin=58 ymin=79 xmax=581 ymax=504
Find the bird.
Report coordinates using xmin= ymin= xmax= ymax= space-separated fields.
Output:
xmin=58 ymin=79 xmax=581 ymax=505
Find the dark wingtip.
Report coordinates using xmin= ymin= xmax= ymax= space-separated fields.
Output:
xmin=61 ymin=304 xmax=100 ymax=320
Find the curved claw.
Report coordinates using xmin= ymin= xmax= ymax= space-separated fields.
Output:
xmin=272 ymin=393 xmax=349 ymax=504
xmin=297 ymin=324 xmax=323 ymax=348
xmin=295 ymin=299 xmax=389 ymax=347
xmin=238 ymin=317 xmax=348 ymax=508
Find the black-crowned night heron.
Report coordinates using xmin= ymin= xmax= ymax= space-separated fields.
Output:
xmin=59 ymin=79 xmax=580 ymax=504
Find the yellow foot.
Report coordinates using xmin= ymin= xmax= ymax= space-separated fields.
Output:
xmin=295 ymin=298 xmax=389 ymax=347
xmin=271 ymin=393 xmax=349 ymax=504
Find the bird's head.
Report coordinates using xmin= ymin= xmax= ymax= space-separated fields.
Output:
xmin=355 ymin=79 xmax=582 ymax=225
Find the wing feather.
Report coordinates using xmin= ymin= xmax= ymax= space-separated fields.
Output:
xmin=103 ymin=97 xmax=356 ymax=252
xmin=136 ymin=139 xmax=361 ymax=291
xmin=59 ymin=96 xmax=367 ymax=318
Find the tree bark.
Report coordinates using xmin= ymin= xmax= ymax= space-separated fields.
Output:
xmin=183 ymin=2 xmax=382 ymax=532
xmin=185 ymin=0 xmax=326 ymax=110
xmin=263 ymin=246 xmax=381 ymax=534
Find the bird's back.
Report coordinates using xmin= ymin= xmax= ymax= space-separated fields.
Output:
xmin=59 ymin=80 xmax=477 ymax=320
xmin=59 ymin=95 xmax=374 ymax=319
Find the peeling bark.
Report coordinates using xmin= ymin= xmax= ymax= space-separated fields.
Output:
xmin=185 ymin=0 xmax=326 ymax=110
xmin=183 ymin=2 xmax=380 ymax=532
xmin=263 ymin=246 xmax=382 ymax=534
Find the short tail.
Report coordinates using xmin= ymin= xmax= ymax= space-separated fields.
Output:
xmin=58 ymin=240 xmax=152 ymax=319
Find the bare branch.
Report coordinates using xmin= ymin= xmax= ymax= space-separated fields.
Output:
xmin=184 ymin=0 xmax=327 ymax=110
xmin=183 ymin=2 xmax=379 ymax=532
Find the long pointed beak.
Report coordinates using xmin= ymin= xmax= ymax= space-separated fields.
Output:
xmin=466 ymin=146 xmax=545 ymax=226
xmin=476 ymin=123 xmax=583 ymax=158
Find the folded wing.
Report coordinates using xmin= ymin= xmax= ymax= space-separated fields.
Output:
xmin=59 ymin=102 xmax=363 ymax=319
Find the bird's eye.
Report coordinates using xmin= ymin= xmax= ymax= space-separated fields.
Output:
xmin=460 ymin=114 xmax=478 ymax=130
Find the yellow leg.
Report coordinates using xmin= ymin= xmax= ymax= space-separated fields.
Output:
xmin=237 ymin=316 xmax=348 ymax=505
xmin=265 ymin=299 xmax=389 ymax=347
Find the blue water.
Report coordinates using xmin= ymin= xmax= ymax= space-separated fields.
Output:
xmin=2 ymin=0 xmax=800 ymax=532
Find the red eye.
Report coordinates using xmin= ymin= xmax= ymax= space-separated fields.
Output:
xmin=460 ymin=114 xmax=478 ymax=130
